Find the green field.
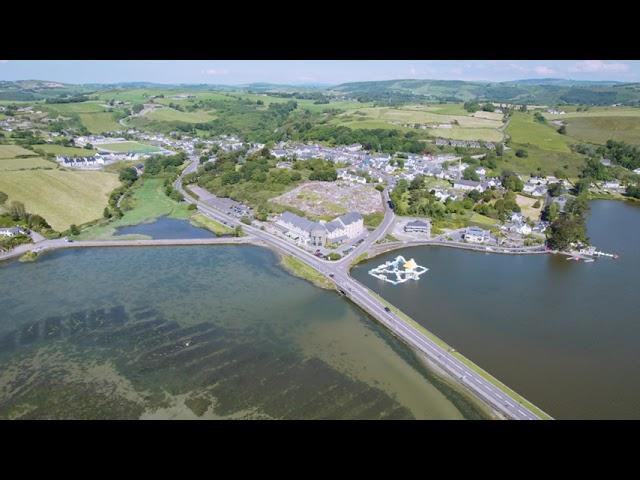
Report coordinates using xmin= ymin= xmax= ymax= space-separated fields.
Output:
xmin=76 ymin=178 xmax=192 ymax=240
xmin=39 ymin=101 xmax=123 ymax=133
xmin=97 ymin=141 xmax=162 ymax=154
xmin=79 ymin=112 xmax=122 ymax=133
xmin=433 ymin=127 xmax=504 ymax=142
xmin=31 ymin=144 xmax=98 ymax=157
xmin=0 ymin=144 xmax=38 ymax=158
xmin=0 ymin=157 xmax=55 ymax=171
xmin=502 ymin=112 xmax=584 ymax=176
xmin=0 ymin=170 xmax=120 ymax=230
xmin=506 ymin=112 xmax=571 ymax=152
xmin=144 ymin=107 xmax=216 ymax=123
xmin=331 ymin=104 xmax=504 ymax=142
xmin=41 ymin=101 xmax=106 ymax=114
xmin=564 ymin=116 xmax=640 ymax=146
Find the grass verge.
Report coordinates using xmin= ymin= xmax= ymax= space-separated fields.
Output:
xmin=190 ymin=213 xmax=235 ymax=236
xmin=279 ymin=254 xmax=334 ymax=290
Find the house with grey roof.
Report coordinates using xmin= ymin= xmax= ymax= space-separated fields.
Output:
xmin=453 ymin=179 xmax=484 ymax=192
xmin=276 ymin=211 xmax=364 ymax=247
xmin=404 ymin=220 xmax=431 ymax=235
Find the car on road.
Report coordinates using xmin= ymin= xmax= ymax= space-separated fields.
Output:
xmin=384 ymin=307 xmax=391 ymax=312
xmin=329 ymin=273 xmax=334 ymax=278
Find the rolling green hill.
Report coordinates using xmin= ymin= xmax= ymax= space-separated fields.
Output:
xmin=331 ymin=79 xmax=640 ymax=106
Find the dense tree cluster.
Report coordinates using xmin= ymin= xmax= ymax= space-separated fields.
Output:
xmin=546 ymin=195 xmax=590 ymax=251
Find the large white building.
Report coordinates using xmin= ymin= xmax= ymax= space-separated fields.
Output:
xmin=276 ymin=211 xmax=364 ymax=247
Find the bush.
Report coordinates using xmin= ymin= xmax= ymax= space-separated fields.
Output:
xmin=515 ymin=149 xmax=528 ymax=158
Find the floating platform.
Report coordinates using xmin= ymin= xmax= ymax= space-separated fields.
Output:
xmin=368 ymin=255 xmax=428 ymax=285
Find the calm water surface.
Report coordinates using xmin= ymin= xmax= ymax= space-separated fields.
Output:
xmin=0 ymin=245 xmax=484 ymax=419
xmin=353 ymin=200 xmax=640 ymax=419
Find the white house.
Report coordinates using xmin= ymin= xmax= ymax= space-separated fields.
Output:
xmin=453 ymin=179 xmax=484 ymax=192
xmin=463 ymin=227 xmax=490 ymax=244
xmin=0 ymin=227 xmax=24 ymax=237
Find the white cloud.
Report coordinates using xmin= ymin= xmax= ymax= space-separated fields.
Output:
xmin=569 ymin=60 xmax=630 ymax=73
xmin=202 ymin=68 xmax=229 ymax=76
xmin=534 ymin=65 xmax=556 ymax=75
xmin=409 ymin=66 xmax=417 ymax=76
xmin=0 ymin=60 xmax=9 ymax=64
xmin=506 ymin=63 xmax=529 ymax=73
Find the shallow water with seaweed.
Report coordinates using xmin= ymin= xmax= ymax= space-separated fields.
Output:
xmin=0 ymin=245 xmax=483 ymax=419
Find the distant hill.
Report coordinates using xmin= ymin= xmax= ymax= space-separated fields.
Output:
xmin=330 ymin=79 xmax=640 ymax=106
xmin=3 ymin=78 xmax=640 ymax=106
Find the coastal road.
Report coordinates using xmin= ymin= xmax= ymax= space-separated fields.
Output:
xmin=175 ymin=158 xmax=546 ymax=420
xmin=0 ymin=236 xmax=255 ymax=263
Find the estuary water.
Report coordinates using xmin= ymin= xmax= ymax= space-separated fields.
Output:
xmin=352 ymin=200 xmax=640 ymax=419
xmin=0 ymin=244 xmax=484 ymax=419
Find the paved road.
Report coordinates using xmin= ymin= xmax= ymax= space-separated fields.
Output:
xmin=0 ymin=236 xmax=254 ymax=263
xmin=369 ymin=239 xmax=548 ymax=257
xmin=175 ymin=156 xmax=547 ymax=420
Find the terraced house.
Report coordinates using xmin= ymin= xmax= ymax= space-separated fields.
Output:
xmin=276 ymin=211 xmax=364 ymax=247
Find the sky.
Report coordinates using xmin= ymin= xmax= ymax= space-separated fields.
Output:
xmin=0 ymin=60 xmax=638 ymax=85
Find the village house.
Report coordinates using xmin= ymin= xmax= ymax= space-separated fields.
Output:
xmin=463 ymin=226 xmax=491 ymax=244
xmin=0 ymin=227 xmax=25 ymax=237
xmin=404 ymin=220 xmax=431 ymax=236
xmin=453 ymin=179 xmax=484 ymax=192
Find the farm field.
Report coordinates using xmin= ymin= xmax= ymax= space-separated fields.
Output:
xmin=39 ymin=101 xmax=124 ymax=133
xmin=432 ymin=127 xmax=504 ymax=142
xmin=31 ymin=144 xmax=98 ymax=157
xmin=498 ymin=147 xmax=584 ymax=178
xmin=331 ymin=104 xmax=505 ymax=142
xmin=0 ymin=157 xmax=54 ymax=171
xmin=0 ymin=144 xmax=38 ymax=158
xmin=143 ymin=107 xmax=216 ymax=123
xmin=97 ymin=141 xmax=163 ymax=154
xmin=544 ymin=106 xmax=640 ymax=119
xmin=79 ymin=112 xmax=122 ymax=133
xmin=41 ymin=101 xmax=106 ymax=114
xmin=0 ymin=170 xmax=120 ymax=230
xmin=502 ymin=111 xmax=586 ymax=177
xmin=564 ymin=116 xmax=640 ymax=146
xmin=506 ymin=112 xmax=571 ymax=152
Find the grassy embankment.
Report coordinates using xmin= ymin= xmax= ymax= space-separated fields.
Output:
xmin=361 ymin=286 xmax=552 ymax=420
xmin=75 ymin=177 xmax=192 ymax=240
xmin=190 ymin=213 xmax=236 ymax=236
xmin=279 ymin=254 xmax=334 ymax=290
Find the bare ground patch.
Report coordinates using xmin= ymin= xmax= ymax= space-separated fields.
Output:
xmin=271 ymin=181 xmax=383 ymax=218
xmin=516 ymin=194 xmax=542 ymax=221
